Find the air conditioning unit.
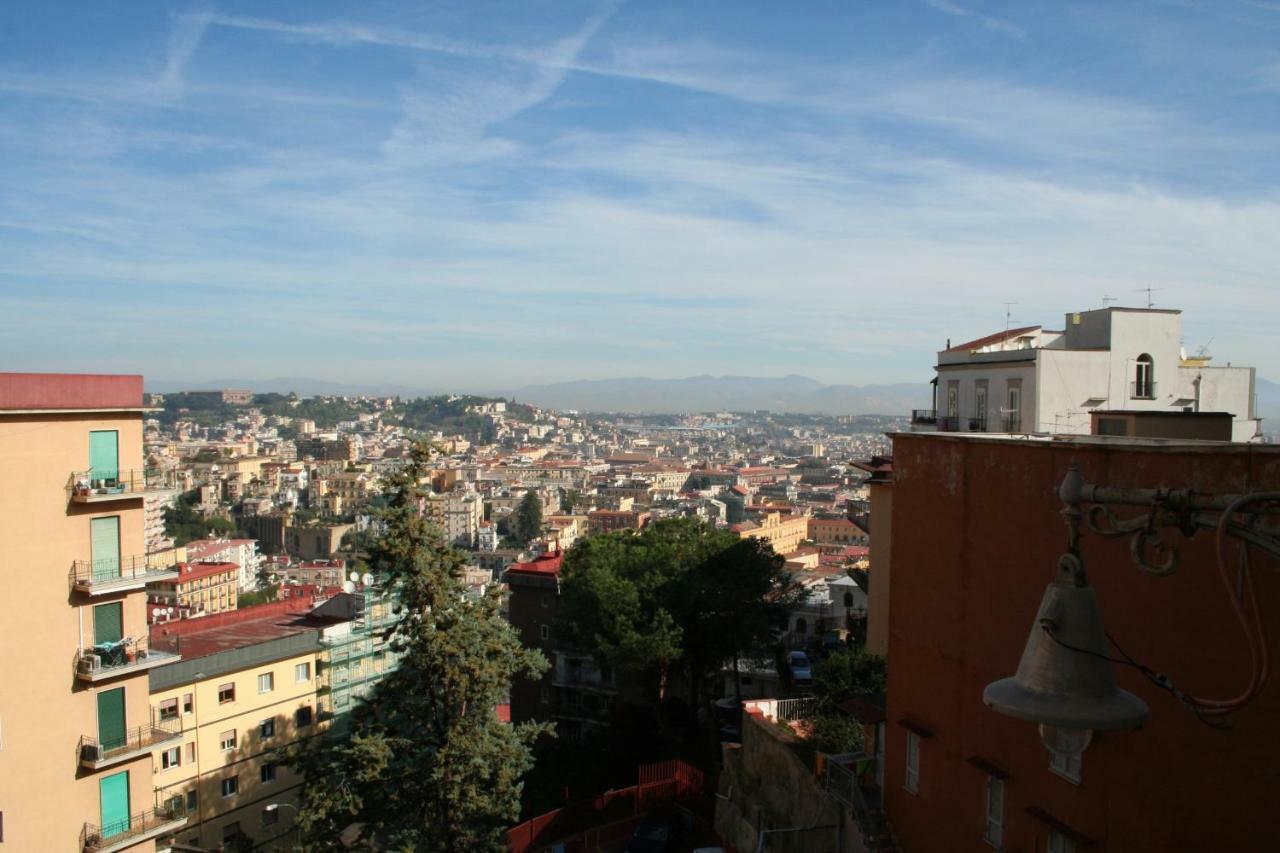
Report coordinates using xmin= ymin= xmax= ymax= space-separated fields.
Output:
xmin=78 ymin=654 xmax=102 ymax=674
xmin=81 ymin=743 xmax=102 ymax=763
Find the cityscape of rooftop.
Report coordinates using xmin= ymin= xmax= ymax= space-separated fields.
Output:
xmin=3 ymin=3 xmax=1279 ymax=852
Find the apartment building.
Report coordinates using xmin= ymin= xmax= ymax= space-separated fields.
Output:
xmin=148 ymin=561 xmax=240 ymax=616
xmin=875 ymin=431 xmax=1280 ymax=851
xmin=913 ymin=306 xmax=1261 ymax=441
xmin=732 ymin=508 xmax=808 ymax=556
xmin=148 ymin=603 xmax=323 ymax=849
xmin=0 ymin=373 xmax=185 ymax=851
xmin=183 ymin=538 xmax=262 ymax=592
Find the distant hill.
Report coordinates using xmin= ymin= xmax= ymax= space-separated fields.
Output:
xmin=513 ymin=375 xmax=929 ymax=415
xmin=147 ymin=377 xmax=434 ymax=398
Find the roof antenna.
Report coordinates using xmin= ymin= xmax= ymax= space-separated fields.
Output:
xmin=1101 ymin=295 xmax=1117 ymax=308
xmin=1002 ymin=302 xmax=1018 ymax=349
xmin=1133 ymin=284 xmax=1163 ymax=309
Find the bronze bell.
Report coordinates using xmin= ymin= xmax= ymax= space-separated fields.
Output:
xmin=984 ymin=553 xmax=1149 ymax=734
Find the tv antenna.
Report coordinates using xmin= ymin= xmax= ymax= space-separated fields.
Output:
xmin=1101 ymin=295 xmax=1118 ymax=307
xmin=1134 ymin=284 xmax=1163 ymax=309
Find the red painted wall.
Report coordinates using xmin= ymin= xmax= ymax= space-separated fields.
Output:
xmin=882 ymin=434 xmax=1280 ymax=852
xmin=0 ymin=372 xmax=143 ymax=409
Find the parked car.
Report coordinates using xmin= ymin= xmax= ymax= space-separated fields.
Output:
xmin=788 ymin=650 xmax=814 ymax=686
xmin=625 ymin=809 xmax=689 ymax=853
xmin=822 ymin=631 xmax=844 ymax=654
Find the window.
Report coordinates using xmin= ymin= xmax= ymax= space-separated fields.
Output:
xmin=843 ymin=592 xmax=854 ymax=607
xmin=261 ymin=762 xmax=277 ymax=784
xmin=185 ymin=789 xmax=197 ymax=812
xmin=295 ymin=706 xmax=313 ymax=728
xmin=182 ymin=693 xmax=194 ymax=715
xmin=974 ymin=382 xmax=989 ymax=431
xmin=905 ymin=732 xmax=920 ymax=793
xmin=220 ymin=729 xmax=237 ymax=752
xmin=984 ymin=777 xmax=1004 ymax=847
xmin=1005 ymin=382 xmax=1023 ymax=432
xmin=540 ymin=624 xmax=550 ymax=641
xmin=159 ymin=698 xmax=179 ymax=721
xmin=259 ymin=718 xmax=275 ymax=739
xmin=185 ymin=742 xmax=197 ymax=763
xmin=946 ymin=382 xmax=959 ymax=418
xmin=221 ymin=776 xmax=239 ymax=798
xmin=1048 ymin=831 xmax=1076 ymax=853
xmin=1050 ymin=749 xmax=1083 ymax=784
xmin=295 ymin=662 xmax=311 ymax=683
xmin=262 ymin=805 xmax=280 ymax=827
xmin=218 ymin=683 xmax=235 ymax=704
xmin=161 ymin=747 xmax=181 ymax=770
xmin=258 ymin=672 xmax=275 ymax=694
xmin=1134 ymin=353 xmax=1155 ymax=399
xmin=223 ymin=821 xmax=242 ymax=842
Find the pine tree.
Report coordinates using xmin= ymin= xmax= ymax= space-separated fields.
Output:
xmin=285 ymin=441 xmax=550 ymax=851
xmin=514 ymin=490 xmax=543 ymax=544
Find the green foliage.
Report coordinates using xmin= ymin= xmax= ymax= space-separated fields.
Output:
xmin=814 ymin=647 xmax=886 ymax=705
xmin=557 ymin=517 xmax=797 ymax=709
xmin=514 ymin=491 xmax=543 ymax=544
xmin=807 ymin=713 xmax=866 ymax=754
xmin=163 ymin=490 xmax=238 ymax=545
xmin=560 ymin=488 xmax=581 ymax=514
xmin=284 ymin=442 xmax=550 ymax=852
xmin=237 ymin=586 xmax=278 ymax=608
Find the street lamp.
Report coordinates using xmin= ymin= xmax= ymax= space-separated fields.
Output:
xmin=983 ymin=461 xmax=1280 ymax=759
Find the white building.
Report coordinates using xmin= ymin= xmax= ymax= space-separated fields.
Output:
xmin=445 ymin=490 xmax=484 ymax=549
xmin=915 ymin=307 xmax=1261 ymax=442
xmin=183 ymin=537 xmax=264 ymax=592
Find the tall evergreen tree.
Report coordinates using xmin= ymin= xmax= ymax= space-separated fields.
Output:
xmin=284 ymin=441 xmax=550 ymax=851
xmin=514 ymin=490 xmax=543 ymax=544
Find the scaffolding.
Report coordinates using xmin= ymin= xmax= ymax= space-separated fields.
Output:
xmin=316 ymin=586 xmax=403 ymax=722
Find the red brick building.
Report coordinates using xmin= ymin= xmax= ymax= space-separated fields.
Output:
xmin=879 ymin=432 xmax=1280 ymax=852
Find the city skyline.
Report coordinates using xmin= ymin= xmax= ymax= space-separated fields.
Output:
xmin=3 ymin=1 xmax=1279 ymax=386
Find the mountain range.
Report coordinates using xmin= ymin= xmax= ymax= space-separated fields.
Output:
xmin=147 ymin=375 xmax=1280 ymax=420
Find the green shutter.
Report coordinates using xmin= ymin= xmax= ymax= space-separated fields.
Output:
xmin=90 ymin=517 xmax=121 ymax=581
xmin=93 ymin=602 xmax=123 ymax=645
xmin=99 ymin=771 xmax=131 ymax=838
xmin=89 ymin=431 xmax=119 ymax=482
xmin=97 ymin=688 xmax=126 ymax=751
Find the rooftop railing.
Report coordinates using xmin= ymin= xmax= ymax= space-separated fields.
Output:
xmin=910 ymin=409 xmax=937 ymax=425
xmin=68 ymin=468 xmax=178 ymax=502
xmin=69 ymin=555 xmax=179 ymax=595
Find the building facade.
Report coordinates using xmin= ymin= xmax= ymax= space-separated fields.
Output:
xmin=915 ymin=307 xmax=1261 ymax=441
xmin=878 ymin=432 xmax=1280 ymax=851
xmin=0 ymin=373 xmax=185 ymax=850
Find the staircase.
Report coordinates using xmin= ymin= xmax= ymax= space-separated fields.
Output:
xmin=822 ymin=752 xmax=901 ymax=852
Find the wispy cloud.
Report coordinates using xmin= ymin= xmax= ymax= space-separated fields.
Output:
xmin=155 ymin=10 xmax=213 ymax=99
xmin=922 ymin=0 xmax=1027 ymax=40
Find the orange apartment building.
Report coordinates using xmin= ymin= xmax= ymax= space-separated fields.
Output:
xmin=876 ymin=432 xmax=1280 ymax=851
xmin=148 ymin=561 xmax=240 ymax=617
xmin=0 ymin=373 xmax=185 ymax=851
xmin=733 ymin=508 xmax=809 ymax=556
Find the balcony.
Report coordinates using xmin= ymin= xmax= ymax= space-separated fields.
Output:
xmin=69 ymin=555 xmax=179 ymax=596
xmin=1130 ymin=380 xmax=1158 ymax=401
xmin=1001 ymin=413 xmax=1023 ymax=433
xmin=936 ymin=416 xmax=960 ymax=432
xmin=75 ymin=637 xmax=180 ymax=683
xmin=78 ymin=722 xmax=181 ymax=771
xmin=67 ymin=468 xmax=178 ymax=504
xmin=82 ymin=804 xmax=188 ymax=853
xmin=909 ymin=409 xmax=937 ymax=426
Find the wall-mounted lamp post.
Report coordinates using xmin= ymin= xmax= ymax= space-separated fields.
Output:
xmin=983 ymin=461 xmax=1280 ymax=760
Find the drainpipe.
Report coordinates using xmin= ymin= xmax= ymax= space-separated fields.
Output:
xmin=1193 ymin=373 xmax=1202 ymax=413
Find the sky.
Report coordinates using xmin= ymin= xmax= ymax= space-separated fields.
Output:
xmin=1 ymin=0 xmax=1278 ymax=392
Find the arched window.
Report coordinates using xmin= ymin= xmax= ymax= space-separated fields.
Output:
xmin=1134 ymin=354 xmax=1154 ymax=399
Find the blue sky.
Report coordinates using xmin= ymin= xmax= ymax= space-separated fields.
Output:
xmin=2 ymin=0 xmax=1278 ymax=391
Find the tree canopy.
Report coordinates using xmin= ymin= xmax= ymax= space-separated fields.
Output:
xmin=556 ymin=517 xmax=796 ymax=710
xmin=284 ymin=443 xmax=549 ymax=851
xmin=514 ymin=491 xmax=544 ymax=544
xmin=814 ymin=646 xmax=887 ymax=706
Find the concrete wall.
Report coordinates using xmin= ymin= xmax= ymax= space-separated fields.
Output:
xmin=0 ymin=409 xmax=157 ymax=851
xmin=1035 ymin=349 xmax=1111 ymax=435
xmin=882 ymin=433 xmax=1280 ymax=853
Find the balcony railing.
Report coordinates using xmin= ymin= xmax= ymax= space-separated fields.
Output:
xmin=69 ymin=555 xmax=180 ymax=596
xmin=68 ymin=468 xmax=179 ymax=503
xmin=75 ymin=637 xmax=181 ymax=682
xmin=82 ymin=803 xmax=188 ymax=853
xmin=1130 ymin=380 xmax=1158 ymax=400
xmin=936 ymin=416 xmax=960 ymax=432
xmin=79 ymin=722 xmax=182 ymax=770
xmin=909 ymin=409 xmax=937 ymax=425
xmin=1001 ymin=414 xmax=1023 ymax=433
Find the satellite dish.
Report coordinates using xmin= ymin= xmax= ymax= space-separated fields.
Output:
xmin=362 ymin=573 xmax=374 ymax=586
xmin=343 ymin=580 xmax=356 ymax=593
xmin=349 ymin=571 xmax=360 ymax=582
